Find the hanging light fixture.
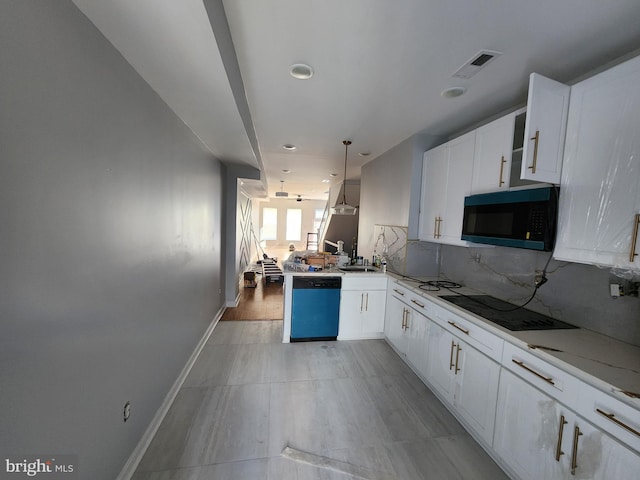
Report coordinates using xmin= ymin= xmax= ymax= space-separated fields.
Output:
xmin=331 ymin=140 xmax=358 ymax=215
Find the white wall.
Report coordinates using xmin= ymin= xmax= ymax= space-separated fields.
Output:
xmin=256 ymin=197 xmax=327 ymax=261
xmin=0 ymin=2 xmax=226 ymax=478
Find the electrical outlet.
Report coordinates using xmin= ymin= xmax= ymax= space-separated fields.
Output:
xmin=610 ymin=284 xmax=621 ymax=298
xmin=534 ymin=270 xmax=547 ymax=287
xmin=123 ymin=401 xmax=131 ymax=422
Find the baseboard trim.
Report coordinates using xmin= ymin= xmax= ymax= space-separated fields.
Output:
xmin=225 ymin=292 xmax=241 ymax=308
xmin=116 ymin=305 xmax=225 ymax=480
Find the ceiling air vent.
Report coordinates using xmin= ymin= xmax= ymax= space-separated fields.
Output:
xmin=452 ymin=50 xmax=503 ymax=79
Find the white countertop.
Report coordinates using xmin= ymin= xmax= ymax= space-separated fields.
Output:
xmin=389 ymin=273 xmax=640 ymax=408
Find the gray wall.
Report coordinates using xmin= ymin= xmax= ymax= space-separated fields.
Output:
xmin=359 ymin=134 xmax=442 ymax=274
xmin=0 ymin=2 xmax=226 ymax=478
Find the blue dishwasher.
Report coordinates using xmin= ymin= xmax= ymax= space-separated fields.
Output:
xmin=291 ymin=276 xmax=341 ymax=341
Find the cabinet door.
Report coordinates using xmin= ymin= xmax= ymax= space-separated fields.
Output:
xmin=425 ymin=321 xmax=455 ymax=401
xmin=360 ymin=290 xmax=386 ymax=337
xmin=496 ymin=369 xmax=640 ymax=480
xmin=338 ymin=290 xmax=365 ymax=339
xmin=419 ymin=144 xmax=448 ymax=241
xmin=405 ymin=308 xmax=429 ymax=379
xmin=384 ymin=292 xmax=408 ymax=356
xmin=571 ymin=418 xmax=640 ymax=480
xmin=554 ymin=55 xmax=640 ymax=270
xmin=521 ymin=73 xmax=570 ymax=184
xmin=471 ymin=113 xmax=515 ymax=193
xmin=442 ymin=131 xmax=475 ymax=244
xmin=453 ymin=341 xmax=500 ymax=445
xmin=494 ymin=369 xmax=566 ymax=480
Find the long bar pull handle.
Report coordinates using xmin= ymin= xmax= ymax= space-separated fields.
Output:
xmin=437 ymin=217 xmax=442 ymax=238
xmin=596 ymin=408 xmax=640 ymax=437
xmin=448 ymin=321 xmax=469 ymax=335
xmin=528 ymin=130 xmax=540 ymax=174
xmin=393 ymin=288 xmax=405 ymax=296
xmin=364 ymin=293 xmax=368 ymax=311
xmin=411 ymin=299 xmax=425 ymax=309
xmin=401 ymin=309 xmax=407 ymax=330
xmin=512 ymin=359 xmax=555 ymax=385
xmin=499 ymin=155 xmax=506 ymax=186
xmin=360 ymin=293 xmax=364 ymax=312
xmin=555 ymin=415 xmax=568 ymax=461
xmin=630 ymin=214 xmax=640 ymax=262
xmin=434 ymin=216 xmax=439 ymax=239
xmin=449 ymin=341 xmax=456 ymax=370
xmin=570 ymin=426 xmax=583 ymax=475
xmin=454 ymin=344 xmax=462 ymax=374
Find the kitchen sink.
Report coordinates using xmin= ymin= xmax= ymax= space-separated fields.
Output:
xmin=338 ymin=266 xmax=381 ymax=273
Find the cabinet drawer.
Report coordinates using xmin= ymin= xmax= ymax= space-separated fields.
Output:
xmin=342 ymin=275 xmax=387 ymax=291
xmin=502 ymin=342 xmax=580 ymax=405
xmin=577 ymin=383 xmax=640 ymax=453
xmin=429 ymin=301 xmax=504 ymax=361
xmin=389 ymin=282 xmax=413 ymax=300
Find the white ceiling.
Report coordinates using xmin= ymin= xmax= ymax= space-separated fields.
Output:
xmin=73 ymin=0 xmax=640 ymax=201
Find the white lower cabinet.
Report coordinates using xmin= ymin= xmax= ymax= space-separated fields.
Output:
xmin=383 ymin=282 xmax=429 ymax=378
xmin=339 ymin=276 xmax=387 ymax=340
xmin=494 ymin=369 xmax=640 ymax=480
xmin=384 ymin=280 xmax=640 ymax=480
xmin=384 ymin=286 xmax=410 ymax=355
xmin=404 ymin=306 xmax=429 ymax=379
xmin=425 ymin=319 xmax=500 ymax=445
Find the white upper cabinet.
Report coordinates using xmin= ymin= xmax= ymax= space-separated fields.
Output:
xmin=419 ymin=131 xmax=475 ymax=245
xmin=521 ymin=73 xmax=571 ymax=184
xmin=554 ymin=55 xmax=640 ymax=270
xmin=471 ymin=112 xmax=517 ymax=193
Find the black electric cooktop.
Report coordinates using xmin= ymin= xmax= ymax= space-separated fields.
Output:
xmin=439 ymin=295 xmax=578 ymax=331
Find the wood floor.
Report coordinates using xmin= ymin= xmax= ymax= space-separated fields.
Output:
xmin=221 ymin=276 xmax=284 ymax=321
xmin=132 ymin=320 xmax=509 ymax=479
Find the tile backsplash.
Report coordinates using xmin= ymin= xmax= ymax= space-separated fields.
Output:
xmin=437 ymin=244 xmax=640 ymax=347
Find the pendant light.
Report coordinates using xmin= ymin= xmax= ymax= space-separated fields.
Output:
xmin=275 ymin=180 xmax=288 ymax=197
xmin=331 ymin=140 xmax=358 ymax=215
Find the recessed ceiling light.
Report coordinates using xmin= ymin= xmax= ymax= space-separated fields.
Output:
xmin=329 ymin=173 xmax=338 ymax=177
xmin=322 ymin=179 xmax=330 ymax=183
xmin=441 ymin=86 xmax=467 ymax=98
xmin=282 ymin=144 xmax=297 ymax=151
xmin=290 ymin=63 xmax=314 ymax=80
xmin=358 ymin=152 xmax=371 ymax=157
xmin=281 ymin=169 xmax=291 ymax=173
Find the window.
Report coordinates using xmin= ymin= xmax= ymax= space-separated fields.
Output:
xmin=313 ymin=208 xmax=324 ymax=233
xmin=286 ymin=208 xmax=302 ymax=241
xmin=262 ymin=207 xmax=277 ymax=240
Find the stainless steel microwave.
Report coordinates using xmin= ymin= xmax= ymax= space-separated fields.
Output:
xmin=461 ymin=186 xmax=558 ymax=251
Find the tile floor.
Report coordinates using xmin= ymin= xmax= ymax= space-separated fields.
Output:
xmin=132 ymin=321 xmax=509 ymax=479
